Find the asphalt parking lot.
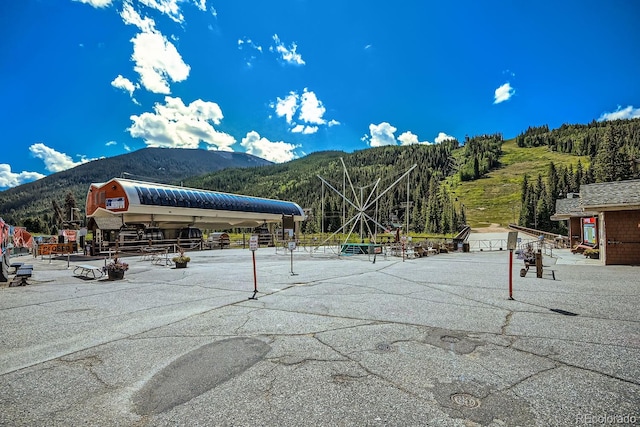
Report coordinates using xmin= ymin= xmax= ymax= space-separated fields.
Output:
xmin=1 ymin=241 xmax=638 ymax=426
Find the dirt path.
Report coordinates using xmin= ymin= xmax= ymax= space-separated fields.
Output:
xmin=470 ymin=223 xmax=511 ymax=233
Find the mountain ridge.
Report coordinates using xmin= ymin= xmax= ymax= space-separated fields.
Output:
xmin=0 ymin=147 xmax=273 ymax=227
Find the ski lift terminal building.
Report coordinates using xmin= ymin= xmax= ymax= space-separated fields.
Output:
xmin=86 ymin=178 xmax=305 ymax=247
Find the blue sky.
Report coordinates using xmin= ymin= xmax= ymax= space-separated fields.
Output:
xmin=1 ymin=0 xmax=639 ymax=189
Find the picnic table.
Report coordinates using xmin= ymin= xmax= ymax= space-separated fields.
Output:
xmin=140 ymin=247 xmax=173 ymax=266
xmin=73 ymin=264 xmax=105 ymax=279
xmin=140 ymin=247 xmax=164 ymax=261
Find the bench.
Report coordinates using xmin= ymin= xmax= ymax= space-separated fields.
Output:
xmin=10 ymin=262 xmax=24 ymax=274
xmin=414 ymin=245 xmax=438 ymax=257
xmin=571 ymin=242 xmax=595 ymax=254
xmin=11 ymin=266 xmax=33 ymax=286
xmin=73 ymin=264 xmax=105 ymax=279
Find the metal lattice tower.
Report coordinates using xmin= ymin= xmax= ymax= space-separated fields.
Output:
xmin=317 ymin=158 xmax=416 ymax=250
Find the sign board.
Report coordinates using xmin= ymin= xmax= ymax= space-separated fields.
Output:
xmin=282 ymin=215 xmax=295 ymax=240
xmin=507 ymin=231 xmax=518 ymax=250
xmin=106 ymin=197 xmax=125 ymax=210
xmin=288 ymin=241 xmax=296 ymax=251
xmin=249 ymin=235 xmax=259 ymax=251
xmin=582 ymin=217 xmax=597 ymax=245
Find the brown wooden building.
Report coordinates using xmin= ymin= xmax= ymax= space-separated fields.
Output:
xmin=551 ymin=195 xmax=597 ymax=250
xmin=552 ymin=179 xmax=640 ymax=265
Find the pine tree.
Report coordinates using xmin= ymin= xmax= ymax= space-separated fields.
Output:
xmin=518 ymin=174 xmax=531 ymax=227
xmin=594 ymin=126 xmax=618 ymax=182
xmin=546 ymin=161 xmax=558 ymax=204
xmin=576 ymin=160 xmax=585 ymax=186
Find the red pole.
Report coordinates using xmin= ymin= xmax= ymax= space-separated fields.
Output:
xmin=508 ymin=249 xmax=514 ymax=300
xmin=252 ymin=251 xmax=257 ymax=292
xmin=249 ymin=250 xmax=258 ymax=299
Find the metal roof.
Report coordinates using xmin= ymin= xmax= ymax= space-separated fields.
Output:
xmin=115 ymin=179 xmax=304 ymax=217
xmin=132 ymin=184 xmax=303 ymax=216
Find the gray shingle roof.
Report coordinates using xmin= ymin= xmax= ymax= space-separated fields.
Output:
xmin=580 ymin=179 xmax=640 ymax=208
xmin=554 ymin=197 xmax=582 ymax=215
xmin=551 ymin=195 xmax=597 ymax=220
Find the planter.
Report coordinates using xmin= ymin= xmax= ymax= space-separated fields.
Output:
xmin=107 ymin=270 xmax=125 ymax=280
xmin=175 ymin=262 xmax=188 ymax=269
xmin=584 ymin=250 xmax=599 ymax=259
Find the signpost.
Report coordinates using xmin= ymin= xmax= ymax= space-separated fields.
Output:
xmin=288 ymin=240 xmax=297 ymax=276
xmin=248 ymin=235 xmax=259 ymax=300
xmin=507 ymin=231 xmax=518 ymax=300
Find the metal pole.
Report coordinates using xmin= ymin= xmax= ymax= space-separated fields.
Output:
xmin=289 ymin=245 xmax=297 ymax=276
xmin=406 ymin=169 xmax=410 ymax=235
xmin=343 ymin=166 xmax=346 ymax=237
xmin=249 ymin=251 xmax=258 ymax=299
xmin=253 ymin=252 xmax=257 ymax=290
xmin=321 ymin=181 xmax=325 ymax=235
xmin=509 ymin=250 xmax=514 ymax=300
xmin=360 ymin=187 xmax=364 ymax=240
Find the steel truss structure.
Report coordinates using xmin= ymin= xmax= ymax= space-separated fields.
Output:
xmin=315 ymin=158 xmax=417 ymax=253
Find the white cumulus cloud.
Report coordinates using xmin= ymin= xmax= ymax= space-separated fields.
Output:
xmin=130 ymin=31 xmax=190 ymax=94
xmin=193 ymin=0 xmax=207 ymax=12
xmin=364 ymin=126 xmax=455 ymax=147
xmin=274 ymin=92 xmax=299 ymax=124
xmin=291 ymin=125 xmax=318 ymax=134
xmin=120 ymin=1 xmax=155 ymax=32
xmin=367 ymin=122 xmax=397 ymax=147
xmin=598 ymin=105 xmax=640 ymax=121
xmin=434 ymin=132 xmax=455 ymax=144
xmin=298 ymin=90 xmax=326 ymax=125
xmin=271 ymin=88 xmax=335 ymax=134
xmin=270 ymin=34 xmax=305 ymax=66
xmin=120 ymin=2 xmax=190 ymax=94
xmin=494 ymin=82 xmax=515 ymax=104
xmin=0 ymin=164 xmax=45 ymax=188
xmin=240 ymin=131 xmax=299 ymax=163
xmin=29 ymin=143 xmax=94 ymax=173
xmin=138 ymin=0 xmax=184 ymax=24
xmin=128 ymin=96 xmax=236 ymax=151
xmin=398 ymin=131 xmax=431 ymax=146
xmin=111 ymin=74 xmax=140 ymax=103
xmin=73 ymin=0 xmax=113 ymax=8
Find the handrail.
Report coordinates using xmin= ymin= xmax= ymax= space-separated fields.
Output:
xmin=508 ymin=223 xmax=567 ymax=240
xmin=453 ymin=225 xmax=471 ymax=241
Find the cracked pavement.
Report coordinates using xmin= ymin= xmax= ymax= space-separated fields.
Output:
xmin=0 ymin=243 xmax=638 ymax=426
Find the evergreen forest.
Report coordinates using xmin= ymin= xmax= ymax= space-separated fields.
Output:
xmin=516 ymin=118 xmax=640 ymax=234
xmin=1 ymin=118 xmax=639 ymax=237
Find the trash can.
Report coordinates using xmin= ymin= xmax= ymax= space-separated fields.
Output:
xmin=463 ymin=242 xmax=470 ymax=252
